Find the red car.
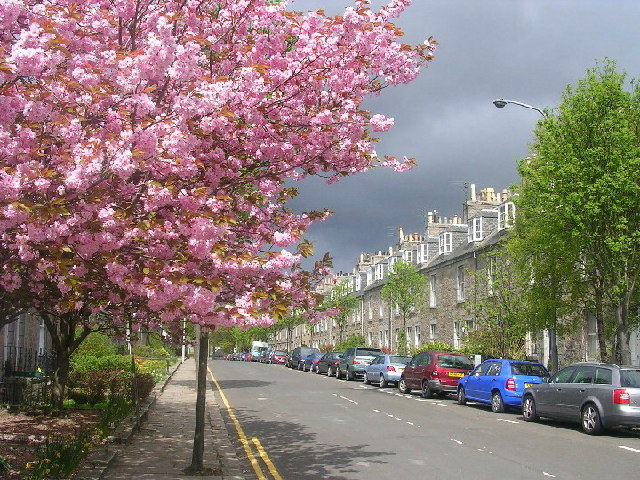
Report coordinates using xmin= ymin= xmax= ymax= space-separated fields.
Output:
xmin=399 ymin=351 xmax=474 ymax=398
xmin=269 ymin=350 xmax=288 ymax=365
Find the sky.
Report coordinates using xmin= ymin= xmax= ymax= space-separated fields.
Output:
xmin=287 ymin=0 xmax=640 ymax=274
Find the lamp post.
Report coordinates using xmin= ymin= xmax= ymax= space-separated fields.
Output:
xmin=493 ymin=98 xmax=547 ymax=118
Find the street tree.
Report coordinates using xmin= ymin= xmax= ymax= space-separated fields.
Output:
xmin=1 ymin=0 xmax=434 ymax=471
xmin=514 ymin=59 xmax=640 ymax=364
xmin=381 ymin=260 xmax=426 ymax=354
xmin=322 ymin=278 xmax=359 ymax=344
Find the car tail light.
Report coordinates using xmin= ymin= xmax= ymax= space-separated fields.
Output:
xmin=333 ymin=360 xmax=339 ymax=366
xmin=432 ymin=370 xmax=438 ymax=377
xmin=614 ymin=389 xmax=630 ymax=405
xmin=387 ymin=366 xmax=396 ymax=372
xmin=352 ymin=360 xmax=361 ymax=365
xmin=313 ymin=360 xmax=319 ymax=364
xmin=506 ymin=377 xmax=516 ymax=391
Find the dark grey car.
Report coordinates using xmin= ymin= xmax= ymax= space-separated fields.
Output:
xmin=522 ymin=362 xmax=640 ymax=434
xmin=336 ymin=347 xmax=383 ymax=381
xmin=317 ymin=352 xmax=343 ymax=376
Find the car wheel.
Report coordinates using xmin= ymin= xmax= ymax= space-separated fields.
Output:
xmin=363 ymin=373 xmax=371 ymax=385
xmin=327 ymin=366 xmax=333 ymax=377
xmin=398 ymin=378 xmax=411 ymax=394
xmin=421 ymin=381 xmax=433 ymax=399
xmin=379 ymin=375 xmax=388 ymax=388
xmin=491 ymin=391 xmax=505 ymax=413
xmin=582 ymin=403 xmax=603 ymax=435
xmin=346 ymin=368 xmax=353 ymax=381
xmin=336 ymin=367 xmax=342 ymax=379
xmin=522 ymin=395 xmax=538 ymax=422
xmin=457 ymin=387 xmax=467 ymax=405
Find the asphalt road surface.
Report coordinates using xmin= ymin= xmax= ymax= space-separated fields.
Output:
xmin=209 ymin=359 xmax=640 ymax=480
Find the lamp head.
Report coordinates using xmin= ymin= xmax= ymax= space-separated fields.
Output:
xmin=493 ymin=99 xmax=507 ymax=109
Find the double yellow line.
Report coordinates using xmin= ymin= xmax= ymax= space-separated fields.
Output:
xmin=208 ymin=368 xmax=283 ymax=480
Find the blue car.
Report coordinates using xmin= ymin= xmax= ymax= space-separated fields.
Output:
xmin=457 ymin=359 xmax=549 ymax=412
xmin=363 ymin=354 xmax=413 ymax=388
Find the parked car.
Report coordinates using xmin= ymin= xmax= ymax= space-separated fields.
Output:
xmin=316 ymin=352 xmax=343 ymax=376
xmin=457 ymin=359 xmax=549 ymax=412
xmin=521 ymin=362 xmax=640 ymax=435
xmin=399 ymin=351 xmax=474 ymax=397
xmin=302 ymin=352 xmax=325 ymax=372
xmin=363 ymin=354 xmax=412 ymax=387
xmin=287 ymin=346 xmax=320 ymax=369
xmin=337 ymin=347 xmax=384 ymax=380
xmin=268 ymin=350 xmax=288 ymax=365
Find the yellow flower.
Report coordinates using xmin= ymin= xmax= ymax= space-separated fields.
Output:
xmin=26 ymin=462 xmax=32 ymax=469
xmin=56 ymin=452 xmax=61 ymax=458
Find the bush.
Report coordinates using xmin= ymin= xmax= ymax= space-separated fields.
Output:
xmin=412 ymin=341 xmax=457 ymax=355
xmin=137 ymin=359 xmax=169 ymax=383
xmin=68 ymin=355 xmax=131 ymax=406
xmin=72 ymin=331 xmax=116 ymax=358
xmin=334 ymin=334 xmax=365 ymax=352
xmin=27 ymin=432 xmax=93 ymax=480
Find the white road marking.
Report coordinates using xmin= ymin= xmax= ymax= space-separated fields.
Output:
xmin=619 ymin=445 xmax=640 ymax=453
xmin=372 ymin=409 xmax=380 ymax=413
xmin=451 ymin=439 xmax=463 ymax=445
xmin=394 ymin=417 xmax=402 ymax=421
xmin=406 ymin=421 xmax=414 ymax=425
xmin=543 ymin=472 xmax=556 ymax=477
xmin=339 ymin=395 xmax=358 ymax=405
xmin=387 ymin=414 xmax=394 ymax=418
xmin=496 ymin=418 xmax=519 ymax=424
xmin=257 ymin=397 xmax=268 ymax=401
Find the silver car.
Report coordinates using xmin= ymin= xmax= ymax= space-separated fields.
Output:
xmin=522 ymin=362 xmax=640 ymax=434
xmin=363 ymin=354 xmax=412 ymax=387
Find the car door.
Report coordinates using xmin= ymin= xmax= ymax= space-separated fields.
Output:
xmin=404 ymin=353 xmax=423 ymax=388
xmin=559 ymin=365 xmax=596 ymax=420
xmin=477 ymin=361 xmax=502 ymax=403
xmin=537 ymin=366 xmax=578 ymax=418
xmin=463 ymin=361 xmax=490 ymax=400
xmin=366 ymin=355 xmax=381 ymax=381
xmin=412 ymin=352 xmax=431 ymax=389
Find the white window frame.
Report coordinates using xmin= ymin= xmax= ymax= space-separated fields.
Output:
xmin=439 ymin=232 xmax=453 ymax=254
xmin=429 ymin=323 xmax=436 ymax=339
xmin=453 ymin=321 xmax=461 ymax=349
xmin=498 ymin=202 xmax=516 ymax=230
xmin=368 ymin=296 xmax=373 ymax=320
xmin=429 ymin=274 xmax=437 ymax=308
xmin=487 ymin=256 xmax=496 ymax=295
xmin=468 ymin=217 xmax=483 ymax=242
xmin=379 ymin=296 xmax=384 ymax=318
xmin=457 ymin=265 xmax=465 ymax=302
xmin=415 ymin=325 xmax=421 ymax=347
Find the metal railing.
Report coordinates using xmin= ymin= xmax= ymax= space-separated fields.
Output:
xmin=2 ymin=346 xmax=56 ymax=379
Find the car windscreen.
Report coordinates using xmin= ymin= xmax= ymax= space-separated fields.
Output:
xmin=620 ymin=369 xmax=640 ymax=388
xmin=390 ymin=355 xmax=412 ymax=364
xmin=511 ymin=363 xmax=549 ymax=377
xmin=356 ymin=349 xmax=382 ymax=356
xmin=300 ymin=347 xmax=319 ymax=355
xmin=437 ymin=355 xmax=473 ymax=369
xmin=274 ymin=351 xmax=286 ymax=356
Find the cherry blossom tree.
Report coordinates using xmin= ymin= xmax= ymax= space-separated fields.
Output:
xmin=1 ymin=0 xmax=434 ymax=469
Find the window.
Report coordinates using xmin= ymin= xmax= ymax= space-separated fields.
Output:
xmin=439 ymin=232 xmax=453 ymax=254
xmin=457 ymin=265 xmax=465 ymax=302
xmin=375 ymin=263 xmax=384 ymax=281
xmin=403 ymin=249 xmax=414 ymax=263
xmin=429 ymin=274 xmax=437 ymax=307
xmin=366 ymin=268 xmax=373 ymax=286
xmin=406 ymin=327 xmax=413 ymax=349
xmin=468 ymin=217 xmax=483 ymax=242
xmin=453 ymin=321 xmax=461 ymax=349
xmin=594 ymin=368 xmax=612 ymax=385
xmin=487 ymin=256 xmax=496 ymax=295
xmin=429 ymin=323 xmax=436 ymax=339
xmin=379 ymin=296 xmax=384 ymax=317
xmin=498 ymin=202 xmax=516 ymax=230
xmin=420 ymin=244 xmax=429 ymax=263
xmin=550 ymin=366 xmax=577 ymax=384
xmin=414 ymin=325 xmax=421 ymax=346
xmin=368 ymin=296 xmax=373 ymax=320
xmin=368 ymin=331 xmax=373 ymax=346
xmin=486 ymin=362 xmax=502 ymax=376
xmin=573 ymin=366 xmax=595 ymax=384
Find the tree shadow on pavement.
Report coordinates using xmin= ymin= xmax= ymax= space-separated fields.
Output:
xmin=225 ymin=406 xmax=393 ymax=480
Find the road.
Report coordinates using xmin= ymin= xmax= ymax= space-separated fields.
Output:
xmin=209 ymin=359 xmax=640 ymax=480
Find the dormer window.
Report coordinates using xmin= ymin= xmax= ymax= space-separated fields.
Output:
xmin=498 ymin=202 xmax=516 ymax=230
xmin=439 ymin=232 xmax=453 ymax=254
xmin=468 ymin=218 xmax=483 ymax=242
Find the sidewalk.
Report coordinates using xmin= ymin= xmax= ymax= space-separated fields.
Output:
xmin=88 ymin=358 xmax=246 ymax=479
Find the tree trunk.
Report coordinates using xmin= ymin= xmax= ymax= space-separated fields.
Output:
xmin=614 ymin=302 xmax=632 ymax=365
xmin=594 ymin=291 xmax=608 ymax=361
xmin=548 ymin=326 xmax=558 ymax=374
xmin=188 ymin=328 xmax=209 ymax=473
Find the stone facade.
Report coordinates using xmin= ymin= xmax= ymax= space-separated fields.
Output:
xmin=281 ymin=184 xmax=640 ymax=368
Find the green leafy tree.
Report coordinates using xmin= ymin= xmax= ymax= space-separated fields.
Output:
xmin=322 ymin=279 xmax=359 ymax=344
xmin=274 ymin=310 xmax=306 ymax=353
xmin=463 ymin=250 xmax=528 ymax=360
xmin=381 ymin=261 xmax=427 ymax=354
xmin=335 ymin=334 xmax=366 ymax=352
xmin=515 ymin=59 xmax=640 ymax=364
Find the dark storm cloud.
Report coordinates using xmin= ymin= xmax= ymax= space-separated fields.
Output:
xmin=287 ymin=0 xmax=640 ymax=273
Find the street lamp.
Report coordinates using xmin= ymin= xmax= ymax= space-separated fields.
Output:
xmin=493 ymin=98 xmax=547 ymax=118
